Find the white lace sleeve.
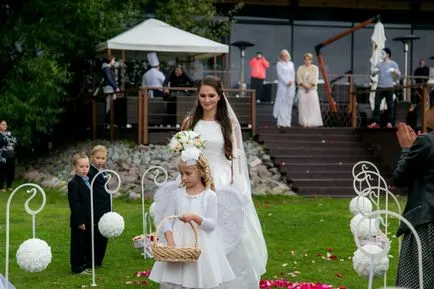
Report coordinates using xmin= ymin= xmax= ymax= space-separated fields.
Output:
xmin=151 ymin=180 xmax=180 ymax=227
xmin=201 ymin=191 xmax=217 ymax=232
xmin=216 ymin=185 xmax=246 ymax=254
xmin=161 ymin=191 xmax=177 ymax=233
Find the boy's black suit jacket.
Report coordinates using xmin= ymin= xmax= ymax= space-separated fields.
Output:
xmin=88 ymin=165 xmax=111 ymax=220
xmin=67 ymin=175 xmax=91 ymax=228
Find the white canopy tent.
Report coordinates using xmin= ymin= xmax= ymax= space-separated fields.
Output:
xmin=95 ymin=18 xmax=229 ymax=61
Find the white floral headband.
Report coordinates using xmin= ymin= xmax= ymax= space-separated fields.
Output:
xmin=181 ymin=145 xmax=201 ymax=166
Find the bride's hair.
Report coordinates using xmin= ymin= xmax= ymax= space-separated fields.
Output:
xmin=184 ymin=76 xmax=233 ymax=160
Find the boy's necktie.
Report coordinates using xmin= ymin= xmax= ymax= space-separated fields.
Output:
xmin=82 ymin=176 xmax=91 ymax=189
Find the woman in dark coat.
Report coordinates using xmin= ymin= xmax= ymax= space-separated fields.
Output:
xmin=0 ymin=120 xmax=17 ymax=192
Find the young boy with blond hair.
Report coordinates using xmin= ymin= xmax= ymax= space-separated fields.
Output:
xmin=87 ymin=145 xmax=111 ymax=268
xmin=67 ymin=152 xmax=92 ymax=274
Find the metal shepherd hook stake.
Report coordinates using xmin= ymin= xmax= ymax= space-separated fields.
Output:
xmin=89 ymin=169 xmax=121 ymax=287
xmin=5 ymin=184 xmax=47 ymax=289
xmin=141 ymin=166 xmax=168 ymax=259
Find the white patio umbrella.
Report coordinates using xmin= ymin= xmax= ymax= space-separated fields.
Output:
xmin=369 ymin=21 xmax=390 ymax=111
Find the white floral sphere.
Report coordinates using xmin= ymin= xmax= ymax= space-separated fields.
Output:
xmin=353 ymin=244 xmax=389 ymax=277
xmin=360 ymin=232 xmax=390 ymax=249
xmin=98 ymin=212 xmax=125 ymax=238
xmin=16 ymin=238 xmax=52 ymax=272
xmin=349 ymin=196 xmax=373 ymax=215
xmin=350 ymin=214 xmax=380 ymax=239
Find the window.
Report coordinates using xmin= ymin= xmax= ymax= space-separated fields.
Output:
xmin=230 ymin=20 xmax=291 ymax=88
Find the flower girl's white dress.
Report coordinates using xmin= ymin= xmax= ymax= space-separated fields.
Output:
xmin=194 ymin=120 xmax=267 ymax=289
xmin=152 ymin=119 xmax=267 ymax=289
xmin=149 ymin=187 xmax=234 ymax=289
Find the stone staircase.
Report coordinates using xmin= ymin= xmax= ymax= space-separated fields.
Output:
xmin=255 ymin=104 xmax=390 ymax=197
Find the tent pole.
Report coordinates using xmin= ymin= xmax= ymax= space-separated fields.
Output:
xmin=121 ymin=50 xmax=125 ymax=91
xmin=213 ymin=56 xmax=217 ymax=77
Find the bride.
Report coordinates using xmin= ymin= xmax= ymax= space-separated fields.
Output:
xmin=178 ymin=76 xmax=268 ymax=288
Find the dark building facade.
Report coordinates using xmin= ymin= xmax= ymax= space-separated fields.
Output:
xmin=219 ymin=0 xmax=434 ymax=87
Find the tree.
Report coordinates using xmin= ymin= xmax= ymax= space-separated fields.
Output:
xmin=0 ymin=0 xmax=242 ymax=147
xmin=153 ymin=0 xmax=243 ymax=42
xmin=0 ymin=0 xmax=142 ymax=146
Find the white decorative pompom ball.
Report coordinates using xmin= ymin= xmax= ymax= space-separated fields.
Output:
xmin=349 ymin=196 xmax=373 ymax=215
xmin=149 ymin=202 xmax=156 ymax=218
xmin=350 ymin=214 xmax=380 ymax=239
xmin=360 ymin=232 xmax=390 ymax=249
xmin=353 ymin=244 xmax=389 ymax=277
xmin=98 ymin=212 xmax=125 ymax=238
xmin=16 ymin=238 xmax=52 ymax=272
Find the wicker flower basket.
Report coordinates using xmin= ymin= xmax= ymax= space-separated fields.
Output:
xmin=152 ymin=215 xmax=201 ymax=263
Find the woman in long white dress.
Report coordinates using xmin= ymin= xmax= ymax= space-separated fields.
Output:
xmin=149 ymin=149 xmax=235 ymax=289
xmin=296 ymin=53 xmax=323 ymax=127
xmin=181 ymin=76 xmax=268 ymax=289
xmin=273 ymin=49 xmax=296 ymax=127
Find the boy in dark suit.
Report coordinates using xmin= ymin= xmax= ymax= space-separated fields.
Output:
xmin=67 ymin=152 xmax=92 ymax=274
xmin=88 ymin=145 xmax=111 ymax=268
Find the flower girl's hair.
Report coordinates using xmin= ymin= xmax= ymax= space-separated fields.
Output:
xmin=180 ymin=148 xmax=215 ymax=191
xmin=195 ymin=153 xmax=215 ymax=192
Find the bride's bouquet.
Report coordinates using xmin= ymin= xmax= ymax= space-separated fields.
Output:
xmin=168 ymin=130 xmax=206 ymax=153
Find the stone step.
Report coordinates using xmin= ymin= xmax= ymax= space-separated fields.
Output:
xmin=283 ymin=170 xmax=354 ymax=180
xmin=280 ymin=162 xmax=356 ymax=171
xmin=293 ymin=178 xmax=353 ymax=188
xmin=257 ymin=127 xmax=355 ymax=135
xmin=257 ymin=133 xmax=358 ymax=142
xmin=274 ymin=155 xmax=370 ymax=165
xmin=269 ymin=147 xmax=369 ymax=157
xmin=297 ymin=186 xmax=355 ymax=197
xmin=263 ymin=140 xmax=364 ymax=149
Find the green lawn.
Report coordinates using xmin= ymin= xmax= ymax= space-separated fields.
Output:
xmin=0 ymin=187 xmax=405 ymax=288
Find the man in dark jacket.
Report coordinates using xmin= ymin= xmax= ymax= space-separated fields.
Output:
xmin=102 ymin=57 xmax=120 ymax=128
xmin=163 ymin=65 xmax=196 ymax=127
xmin=163 ymin=65 xmax=195 ymax=91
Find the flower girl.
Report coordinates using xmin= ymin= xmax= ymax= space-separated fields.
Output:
xmin=149 ymin=146 xmax=235 ymax=289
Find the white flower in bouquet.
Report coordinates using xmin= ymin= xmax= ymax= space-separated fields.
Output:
xmin=98 ymin=211 xmax=125 ymax=238
xmin=349 ymin=196 xmax=373 ymax=215
xmin=168 ymin=130 xmax=205 ymax=154
xmin=16 ymin=238 xmax=52 ymax=272
xmin=353 ymin=244 xmax=389 ymax=277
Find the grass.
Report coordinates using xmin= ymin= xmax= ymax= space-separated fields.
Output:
xmin=0 ymin=187 xmax=406 ymax=289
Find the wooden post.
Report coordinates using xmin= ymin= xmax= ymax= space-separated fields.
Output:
xmin=251 ymin=90 xmax=256 ymax=136
xmin=422 ymin=85 xmax=429 ymax=133
xmin=351 ymin=92 xmax=357 ymax=128
xmin=110 ymin=94 xmax=115 ymax=141
xmin=347 ymin=73 xmax=353 ymax=113
xmin=317 ymin=54 xmax=337 ymax=112
xmin=138 ymin=89 xmax=143 ymax=144
xmin=92 ymin=99 xmax=96 ymax=139
xmin=143 ymin=88 xmax=149 ymax=145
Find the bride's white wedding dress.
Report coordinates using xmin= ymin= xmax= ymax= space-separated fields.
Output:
xmin=194 ymin=120 xmax=267 ymax=289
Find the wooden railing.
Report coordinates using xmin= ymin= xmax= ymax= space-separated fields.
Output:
xmin=138 ymin=87 xmax=256 ymax=144
xmin=349 ymin=82 xmax=434 ymax=131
